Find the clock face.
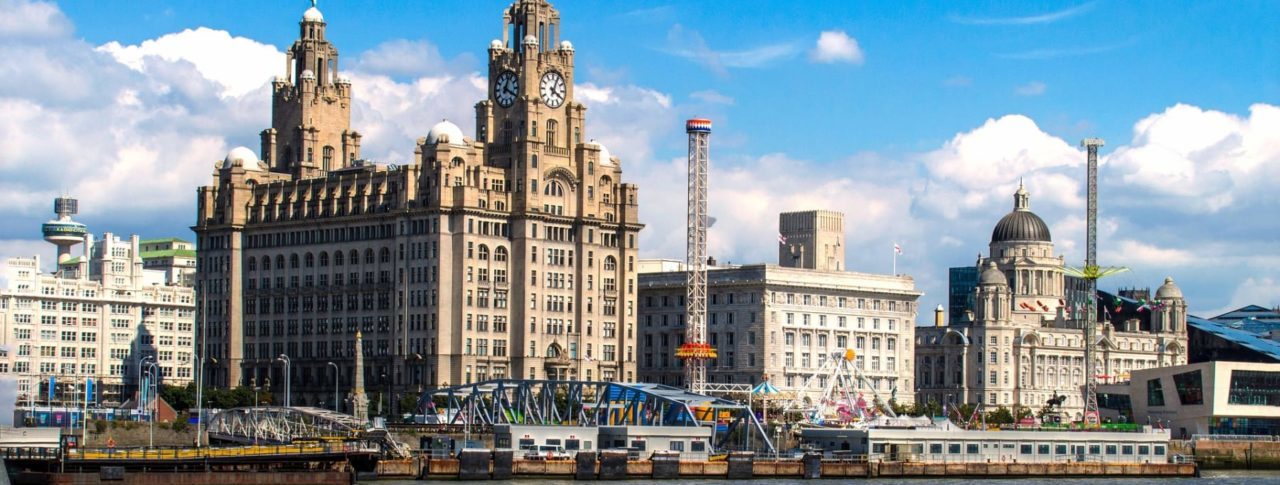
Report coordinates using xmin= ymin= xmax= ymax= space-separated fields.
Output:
xmin=540 ymin=71 xmax=566 ymax=108
xmin=494 ymin=71 xmax=518 ymax=108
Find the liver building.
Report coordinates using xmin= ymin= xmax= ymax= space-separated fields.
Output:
xmin=194 ymin=1 xmax=642 ymax=411
xmin=914 ymin=184 xmax=1187 ymax=419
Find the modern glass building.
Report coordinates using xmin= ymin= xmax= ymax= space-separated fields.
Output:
xmin=1097 ymin=360 xmax=1280 ymax=438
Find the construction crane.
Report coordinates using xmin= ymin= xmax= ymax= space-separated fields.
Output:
xmin=677 ymin=118 xmax=714 ymax=394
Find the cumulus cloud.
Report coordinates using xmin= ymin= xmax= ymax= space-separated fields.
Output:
xmin=809 ymin=30 xmax=865 ymax=65
xmin=0 ymin=0 xmax=71 ymax=39
xmin=99 ymin=27 xmax=284 ymax=98
xmin=1015 ymin=81 xmax=1046 ymax=96
xmin=1106 ymin=103 xmax=1280 ymax=212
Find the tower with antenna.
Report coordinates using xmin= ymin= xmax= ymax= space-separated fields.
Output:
xmin=677 ymin=118 xmax=714 ymax=393
xmin=42 ymin=196 xmax=87 ymax=265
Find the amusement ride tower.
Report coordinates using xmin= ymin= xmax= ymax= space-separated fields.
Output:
xmin=677 ymin=119 xmax=715 ymax=393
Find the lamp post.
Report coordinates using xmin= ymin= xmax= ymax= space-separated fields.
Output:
xmin=277 ymin=354 xmax=291 ymax=408
xmin=379 ymin=373 xmax=387 ymax=419
xmin=327 ymin=362 xmax=339 ymax=412
xmin=136 ymin=356 xmax=155 ymax=413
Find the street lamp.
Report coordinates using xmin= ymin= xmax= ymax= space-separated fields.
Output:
xmin=136 ymin=356 xmax=155 ymax=413
xmin=277 ymin=354 xmax=291 ymax=408
xmin=195 ymin=356 xmax=217 ymax=448
xmin=327 ymin=362 xmax=339 ymax=413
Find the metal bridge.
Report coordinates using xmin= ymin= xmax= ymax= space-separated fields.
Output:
xmin=205 ymin=406 xmax=409 ymax=458
xmin=420 ymin=379 xmax=774 ymax=452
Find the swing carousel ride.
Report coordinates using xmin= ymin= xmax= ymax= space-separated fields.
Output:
xmin=778 ymin=348 xmax=899 ymax=428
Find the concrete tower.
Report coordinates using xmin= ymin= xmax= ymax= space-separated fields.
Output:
xmin=42 ymin=197 xmax=87 ymax=265
xmin=779 ymin=210 xmax=844 ymax=271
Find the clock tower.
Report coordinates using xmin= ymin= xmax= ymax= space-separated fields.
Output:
xmin=477 ymin=0 xmax=587 ymax=211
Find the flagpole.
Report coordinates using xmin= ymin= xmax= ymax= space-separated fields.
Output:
xmin=892 ymin=245 xmax=897 ymax=276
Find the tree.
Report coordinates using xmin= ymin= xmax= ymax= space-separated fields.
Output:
xmin=984 ymin=405 xmax=1014 ymax=425
xmin=160 ymin=383 xmax=196 ymax=411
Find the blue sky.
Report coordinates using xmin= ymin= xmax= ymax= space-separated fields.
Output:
xmin=2 ymin=0 xmax=1278 ymax=319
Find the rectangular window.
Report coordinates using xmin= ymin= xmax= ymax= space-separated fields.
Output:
xmin=1228 ymin=370 xmax=1280 ymax=406
xmin=1147 ymin=378 xmax=1166 ymax=406
xmin=1173 ymin=370 xmax=1204 ymax=405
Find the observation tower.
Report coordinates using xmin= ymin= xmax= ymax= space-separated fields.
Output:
xmin=42 ymin=196 xmax=87 ymax=264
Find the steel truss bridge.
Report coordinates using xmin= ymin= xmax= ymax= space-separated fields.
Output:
xmin=420 ymin=379 xmax=775 ymax=452
xmin=205 ymin=406 xmax=409 ymax=458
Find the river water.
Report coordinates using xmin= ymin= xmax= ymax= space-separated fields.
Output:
xmin=381 ymin=470 xmax=1280 ymax=484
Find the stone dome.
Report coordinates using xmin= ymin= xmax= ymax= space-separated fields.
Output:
xmin=426 ymin=119 xmax=466 ymax=146
xmin=490 ymin=39 xmax=503 ymax=50
xmin=303 ymin=6 xmax=324 ymax=22
xmin=1156 ymin=277 xmax=1183 ymax=299
xmin=300 ymin=69 xmax=316 ymax=80
xmin=991 ymin=182 xmax=1051 ymax=244
xmin=978 ymin=260 xmax=1008 ymax=287
xmin=523 ymin=35 xmax=538 ymax=46
xmin=560 ymin=40 xmax=574 ymax=51
xmin=587 ymin=139 xmax=614 ymax=165
xmin=223 ymin=146 xmax=263 ymax=171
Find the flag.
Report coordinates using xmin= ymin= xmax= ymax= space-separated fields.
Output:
xmin=48 ymin=376 xmax=56 ymax=401
xmin=86 ymin=378 xmax=95 ymax=405
xmin=893 ymin=243 xmax=902 ymax=255
xmin=778 ymin=233 xmax=787 ymax=245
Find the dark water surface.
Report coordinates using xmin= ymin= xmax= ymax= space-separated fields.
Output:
xmin=389 ymin=470 xmax=1280 ymax=484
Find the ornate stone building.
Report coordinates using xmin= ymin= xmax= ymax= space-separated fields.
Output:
xmin=194 ymin=1 xmax=641 ymax=411
xmin=639 ymin=212 xmax=921 ymax=403
xmin=914 ymin=184 xmax=1188 ymax=419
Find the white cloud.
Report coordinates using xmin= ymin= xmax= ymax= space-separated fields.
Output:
xmin=664 ymin=24 xmax=800 ymax=75
xmin=1208 ymin=278 xmax=1280 ymax=317
xmin=0 ymin=0 xmax=71 ymax=39
xmin=1106 ymin=103 xmax=1280 ymax=213
xmin=809 ymin=30 xmax=865 ymax=65
xmin=689 ymin=90 xmax=734 ymax=105
xmin=921 ymin=114 xmax=1081 ymax=193
xmin=1015 ymin=81 xmax=1046 ymax=96
xmin=98 ymin=27 xmax=284 ymax=98
xmin=951 ymin=2 xmax=1097 ymax=26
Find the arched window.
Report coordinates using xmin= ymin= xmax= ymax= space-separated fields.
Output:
xmin=478 ymin=245 xmax=490 ymax=261
xmin=451 ymin=157 xmax=464 ymax=167
xmin=334 ymin=251 xmax=344 ymax=266
xmin=247 ymin=258 xmax=257 ymax=272
xmin=546 ymin=344 xmax=560 ymax=358
xmin=494 ymin=247 xmax=509 ymax=262
xmin=379 ymin=248 xmax=391 ymax=263
xmin=544 ymin=180 xmax=564 ymax=197
xmin=348 ymin=249 xmax=359 ymax=265
xmin=261 ymin=255 xmax=271 ymax=271
xmin=290 ymin=254 xmax=300 ymax=269
xmin=275 ymin=255 xmax=285 ymax=270
xmin=364 ymin=249 xmax=375 ymax=264
xmin=546 ymin=120 xmax=558 ymax=147
xmin=604 ymin=256 xmax=617 ymax=272
xmin=531 ymin=154 xmax=538 ymax=168
xmin=319 ymin=252 xmax=329 ymax=267
xmin=304 ymin=253 xmax=314 ymax=268
xmin=587 ymin=161 xmax=594 ymax=175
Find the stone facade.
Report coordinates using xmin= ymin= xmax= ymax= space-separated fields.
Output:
xmin=637 ymin=264 xmax=921 ymax=402
xmin=0 ymin=234 xmax=196 ymax=404
xmin=779 ymin=210 xmax=845 ymax=272
xmin=193 ymin=1 xmax=641 ymax=410
xmin=914 ymin=185 xmax=1188 ymax=418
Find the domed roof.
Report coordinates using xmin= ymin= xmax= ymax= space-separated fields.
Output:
xmin=587 ymin=139 xmax=615 ymax=165
xmin=303 ymin=6 xmax=324 ymax=22
xmin=1156 ymin=277 xmax=1183 ymax=299
xmin=978 ymin=260 xmax=1008 ymax=287
xmin=223 ymin=146 xmax=263 ymax=171
xmin=991 ymin=182 xmax=1051 ymax=244
xmin=523 ymin=35 xmax=538 ymax=46
xmin=560 ymin=40 xmax=574 ymax=51
xmin=426 ymin=119 xmax=466 ymax=146
xmin=490 ymin=39 xmax=503 ymax=49
xmin=300 ymin=69 xmax=316 ymax=80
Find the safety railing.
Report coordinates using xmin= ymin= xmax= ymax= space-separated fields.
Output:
xmin=1191 ymin=434 xmax=1279 ymax=442
xmin=66 ymin=442 xmax=379 ymax=461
